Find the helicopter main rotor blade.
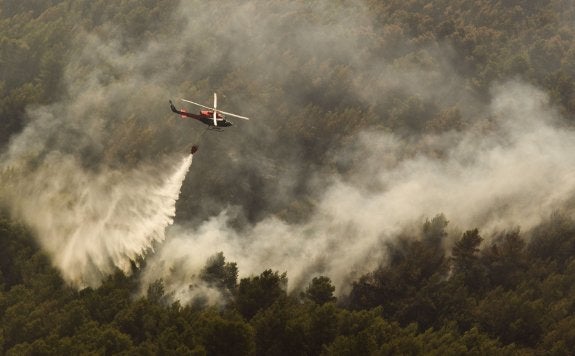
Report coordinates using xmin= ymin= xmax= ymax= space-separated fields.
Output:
xmin=181 ymin=98 xmax=214 ymax=111
xmin=216 ymin=110 xmax=250 ymax=120
xmin=181 ymin=96 xmax=250 ymax=121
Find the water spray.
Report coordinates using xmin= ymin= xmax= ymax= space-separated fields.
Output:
xmin=3 ymin=154 xmax=193 ymax=288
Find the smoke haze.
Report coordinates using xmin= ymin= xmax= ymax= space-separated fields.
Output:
xmin=144 ymin=81 xmax=575 ymax=300
xmin=2 ymin=1 xmax=575 ymax=303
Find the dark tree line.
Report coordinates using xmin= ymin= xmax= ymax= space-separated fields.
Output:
xmin=3 ymin=211 xmax=575 ymax=354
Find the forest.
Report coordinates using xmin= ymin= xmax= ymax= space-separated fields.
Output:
xmin=2 ymin=0 xmax=575 ymax=354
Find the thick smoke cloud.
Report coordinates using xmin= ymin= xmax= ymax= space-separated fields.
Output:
xmin=144 ymin=80 xmax=575 ymax=301
xmin=2 ymin=0 xmax=575 ymax=302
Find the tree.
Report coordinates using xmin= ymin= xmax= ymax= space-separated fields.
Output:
xmin=476 ymin=288 xmax=544 ymax=347
xmin=347 ymin=229 xmax=449 ymax=327
xmin=197 ymin=310 xmax=255 ymax=356
xmin=528 ymin=213 xmax=575 ymax=267
xmin=236 ymin=270 xmax=287 ymax=320
xmin=481 ymin=230 xmax=527 ymax=290
xmin=304 ymin=276 xmax=336 ymax=305
xmin=200 ymin=252 xmax=238 ymax=292
xmin=146 ymin=279 xmax=167 ymax=305
xmin=451 ymin=229 xmax=487 ymax=293
xmin=422 ymin=214 xmax=449 ymax=247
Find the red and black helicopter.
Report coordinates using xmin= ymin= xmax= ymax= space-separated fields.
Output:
xmin=169 ymin=93 xmax=250 ymax=130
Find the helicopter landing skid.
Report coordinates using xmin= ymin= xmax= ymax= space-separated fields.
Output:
xmin=207 ymin=126 xmax=224 ymax=132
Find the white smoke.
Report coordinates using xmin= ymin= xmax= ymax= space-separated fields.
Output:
xmin=142 ymin=80 xmax=575 ymax=301
xmin=2 ymin=1 xmax=574 ymax=304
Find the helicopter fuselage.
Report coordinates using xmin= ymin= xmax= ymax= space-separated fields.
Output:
xmin=170 ymin=101 xmax=232 ymax=127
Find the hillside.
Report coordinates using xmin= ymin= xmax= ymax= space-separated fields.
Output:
xmin=2 ymin=0 xmax=575 ymax=354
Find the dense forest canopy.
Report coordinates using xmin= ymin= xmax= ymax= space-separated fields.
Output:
xmin=2 ymin=0 xmax=575 ymax=354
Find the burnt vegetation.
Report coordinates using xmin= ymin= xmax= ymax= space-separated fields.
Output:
xmin=2 ymin=0 xmax=575 ymax=354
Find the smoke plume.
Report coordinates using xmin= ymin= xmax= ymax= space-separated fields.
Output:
xmin=2 ymin=1 xmax=575 ymax=302
xmin=142 ymin=80 xmax=575 ymax=302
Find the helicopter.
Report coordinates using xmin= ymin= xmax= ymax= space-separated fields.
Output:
xmin=169 ymin=93 xmax=250 ymax=130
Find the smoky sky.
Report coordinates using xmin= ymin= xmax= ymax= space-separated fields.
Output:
xmin=2 ymin=0 xmax=575 ymax=300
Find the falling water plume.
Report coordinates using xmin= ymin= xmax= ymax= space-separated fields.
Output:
xmin=2 ymin=154 xmax=193 ymax=288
